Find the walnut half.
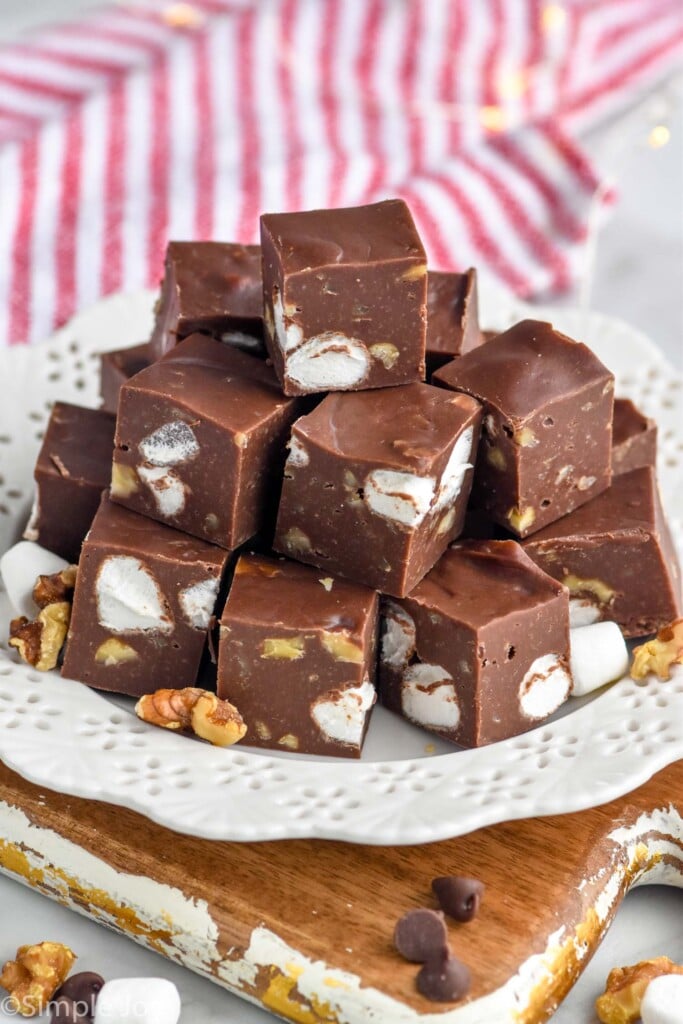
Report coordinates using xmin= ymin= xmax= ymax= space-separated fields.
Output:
xmin=0 ymin=941 xmax=76 ymax=1017
xmin=7 ymin=566 xmax=77 ymax=672
xmin=136 ymin=688 xmax=247 ymax=747
xmin=596 ymin=956 xmax=683 ymax=1024
xmin=630 ymin=618 xmax=683 ymax=681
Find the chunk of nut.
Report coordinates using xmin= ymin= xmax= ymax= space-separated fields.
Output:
xmin=95 ymin=637 xmax=139 ymax=666
xmin=9 ymin=601 xmax=72 ymax=672
xmin=111 ymin=462 xmax=139 ymax=498
xmin=0 ymin=941 xmax=76 ymax=1017
xmin=596 ymin=956 xmax=683 ymax=1024
xmin=631 ymin=618 xmax=683 ymax=682
xmin=261 ymin=636 xmax=305 ymax=660
xmin=33 ymin=565 xmax=77 ymax=609
xmin=321 ymin=631 xmax=363 ymax=664
xmin=507 ymin=505 xmax=536 ymax=534
xmin=369 ymin=343 xmax=399 ymax=369
xmin=563 ymin=573 xmax=615 ymax=605
xmin=136 ymin=687 xmax=247 ymax=747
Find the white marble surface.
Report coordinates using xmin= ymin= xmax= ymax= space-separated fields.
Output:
xmin=0 ymin=3 xmax=681 ymax=1022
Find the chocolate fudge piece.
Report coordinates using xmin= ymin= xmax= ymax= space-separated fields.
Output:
xmin=150 ymin=242 xmax=265 ymax=361
xmin=62 ymin=493 xmax=229 ymax=697
xmin=112 ymin=334 xmax=305 ymax=549
xmin=25 ymin=402 xmax=116 ymax=563
xmin=522 ymin=467 xmax=682 ymax=636
xmin=217 ymin=553 xmax=378 ymax=757
xmin=260 ymin=199 xmax=427 ymax=395
xmin=612 ymin=397 xmax=657 ymax=475
xmin=378 ymin=540 xmax=571 ymax=747
xmin=425 ymin=269 xmax=483 ymax=377
xmin=100 ymin=342 xmax=152 ymax=414
xmin=274 ymin=384 xmax=482 ymax=597
xmin=433 ymin=319 xmax=614 ymax=538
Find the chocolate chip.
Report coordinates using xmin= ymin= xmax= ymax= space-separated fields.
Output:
xmin=54 ymin=972 xmax=105 ymax=1023
xmin=416 ymin=951 xmax=471 ymax=1002
xmin=432 ymin=875 xmax=484 ymax=922
xmin=50 ymin=996 xmax=83 ymax=1024
xmin=393 ymin=907 xmax=448 ymax=963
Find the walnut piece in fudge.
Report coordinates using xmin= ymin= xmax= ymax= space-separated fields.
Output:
xmin=100 ymin=342 xmax=152 ymax=414
xmin=260 ymin=199 xmax=427 ymax=395
xmin=217 ymin=553 xmax=378 ymax=757
xmin=274 ymin=383 xmax=482 ymax=597
xmin=378 ymin=540 xmax=572 ymax=747
xmin=425 ymin=268 xmax=483 ymax=377
xmin=523 ymin=466 xmax=682 ymax=636
xmin=433 ymin=319 xmax=614 ymax=537
xmin=612 ymin=397 xmax=657 ymax=475
xmin=112 ymin=334 xmax=306 ymax=549
xmin=25 ymin=401 xmax=116 ymax=564
xmin=150 ymin=241 xmax=265 ymax=361
xmin=62 ymin=494 xmax=229 ymax=697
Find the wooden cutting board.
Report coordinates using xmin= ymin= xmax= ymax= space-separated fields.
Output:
xmin=0 ymin=759 xmax=680 ymax=1023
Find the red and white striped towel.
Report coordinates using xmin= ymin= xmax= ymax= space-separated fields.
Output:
xmin=0 ymin=0 xmax=681 ymax=347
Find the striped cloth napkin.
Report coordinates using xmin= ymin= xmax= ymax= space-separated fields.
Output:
xmin=0 ymin=0 xmax=681 ymax=347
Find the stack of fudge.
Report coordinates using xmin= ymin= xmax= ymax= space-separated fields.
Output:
xmin=26 ymin=199 xmax=681 ymax=758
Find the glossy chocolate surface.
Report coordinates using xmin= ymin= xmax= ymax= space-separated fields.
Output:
xmin=433 ymin=319 xmax=614 ymax=537
xmin=274 ymin=384 xmax=482 ymax=597
xmin=150 ymin=242 xmax=264 ymax=360
xmin=62 ymin=494 xmax=229 ymax=697
xmin=612 ymin=397 xmax=657 ymax=475
xmin=522 ymin=467 xmax=682 ymax=636
xmin=29 ymin=402 xmax=116 ymax=563
xmin=100 ymin=342 xmax=152 ymax=414
xmin=425 ymin=269 xmax=483 ymax=376
xmin=261 ymin=200 xmax=427 ymax=395
xmin=112 ymin=334 xmax=304 ymax=549
xmin=378 ymin=540 xmax=571 ymax=747
xmin=218 ymin=553 xmax=378 ymax=757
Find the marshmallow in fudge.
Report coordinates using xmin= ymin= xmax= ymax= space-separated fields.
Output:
xmin=274 ymin=383 xmax=482 ymax=597
xmin=378 ymin=540 xmax=571 ymax=747
xmin=62 ymin=494 xmax=229 ymax=696
xmin=433 ymin=319 xmax=614 ymax=538
xmin=260 ymin=199 xmax=427 ymax=395
xmin=218 ymin=553 xmax=378 ymax=757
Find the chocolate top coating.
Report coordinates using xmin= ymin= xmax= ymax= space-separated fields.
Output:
xmin=128 ymin=333 xmax=293 ymax=430
xmin=167 ymin=241 xmax=262 ymax=321
xmin=612 ymin=397 xmax=656 ymax=448
xmin=224 ymin=553 xmax=377 ymax=633
xmin=522 ymin=466 xmax=661 ymax=545
xmin=37 ymin=402 xmax=115 ymax=483
xmin=409 ymin=540 xmax=565 ymax=629
xmin=260 ymin=199 xmax=426 ymax=275
xmin=432 ymin=319 xmax=613 ymax=417
xmin=293 ymin=384 xmax=481 ymax=474
xmin=90 ymin=493 xmax=228 ymax=568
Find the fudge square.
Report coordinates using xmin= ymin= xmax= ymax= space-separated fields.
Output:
xmin=218 ymin=553 xmax=379 ymax=757
xmin=260 ymin=199 xmax=427 ymax=395
xmin=378 ymin=540 xmax=572 ymax=748
xmin=150 ymin=241 xmax=265 ymax=361
xmin=425 ymin=268 xmax=483 ymax=377
xmin=111 ymin=334 xmax=305 ymax=549
xmin=274 ymin=383 xmax=483 ymax=597
xmin=433 ymin=319 xmax=614 ymax=538
xmin=612 ymin=397 xmax=657 ymax=476
xmin=62 ymin=494 xmax=229 ymax=697
xmin=25 ymin=402 xmax=115 ymax=564
xmin=100 ymin=342 xmax=152 ymax=414
xmin=523 ymin=466 xmax=682 ymax=636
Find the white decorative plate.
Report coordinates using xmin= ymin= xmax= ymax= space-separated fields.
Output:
xmin=0 ymin=286 xmax=681 ymax=845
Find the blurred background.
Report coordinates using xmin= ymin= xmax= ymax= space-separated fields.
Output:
xmin=0 ymin=0 xmax=681 ymax=366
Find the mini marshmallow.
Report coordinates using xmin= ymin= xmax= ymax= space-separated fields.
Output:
xmin=569 ymin=597 xmax=602 ymax=628
xmin=138 ymin=420 xmax=199 ymax=466
xmin=364 ymin=470 xmax=436 ymax=527
xmin=137 ymin=465 xmax=186 ymax=517
xmin=0 ymin=541 xmax=69 ymax=618
xmin=641 ymin=974 xmax=683 ymax=1024
xmin=402 ymin=663 xmax=460 ymax=729
xmin=97 ymin=556 xmax=172 ymax=634
xmin=179 ymin=577 xmax=220 ymax=629
xmin=433 ymin=427 xmax=474 ymax=513
xmin=94 ymin=978 xmax=181 ymax=1024
xmin=518 ymin=653 xmax=571 ymax=720
xmin=570 ymin=621 xmax=629 ymax=696
xmin=381 ymin=602 xmax=417 ymax=668
xmin=311 ymin=678 xmax=376 ymax=747
xmin=286 ymin=334 xmax=370 ymax=391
